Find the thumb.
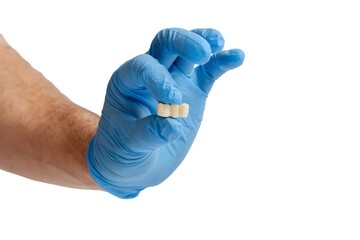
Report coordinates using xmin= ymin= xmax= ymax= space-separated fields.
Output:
xmin=125 ymin=115 xmax=183 ymax=153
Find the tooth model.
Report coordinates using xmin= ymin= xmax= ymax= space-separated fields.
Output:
xmin=157 ymin=103 xmax=189 ymax=118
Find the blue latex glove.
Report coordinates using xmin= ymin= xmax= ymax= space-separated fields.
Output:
xmin=87 ymin=28 xmax=245 ymax=199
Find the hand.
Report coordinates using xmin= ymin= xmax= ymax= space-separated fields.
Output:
xmin=87 ymin=28 xmax=245 ymax=198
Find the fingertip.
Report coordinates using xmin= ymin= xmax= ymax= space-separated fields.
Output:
xmin=215 ymin=49 xmax=245 ymax=71
xmin=228 ymin=49 xmax=245 ymax=68
xmin=157 ymin=87 xmax=182 ymax=105
xmin=207 ymin=29 xmax=225 ymax=52
xmin=167 ymin=89 xmax=182 ymax=105
xmin=180 ymin=29 xmax=212 ymax=64
xmin=191 ymin=38 xmax=212 ymax=65
xmin=192 ymin=28 xmax=225 ymax=53
xmin=158 ymin=118 xmax=183 ymax=142
xmin=215 ymin=34 xmax=225 ymax=52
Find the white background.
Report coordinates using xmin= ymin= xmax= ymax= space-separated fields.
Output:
xmin=1 ymin=0 xmax=360 ymax=239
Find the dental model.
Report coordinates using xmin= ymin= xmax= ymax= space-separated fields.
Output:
xmin=157 ymin=103 xmax=189 ymax=118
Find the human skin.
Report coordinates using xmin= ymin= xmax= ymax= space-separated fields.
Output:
xmin=0 ymin=34 xmax=102 ymax=190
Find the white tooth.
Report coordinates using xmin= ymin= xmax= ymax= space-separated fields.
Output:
xmin=170 ymin=104 xmax=179 ymax=118
xmin=157 ymin=103 xmax=163 ymax=116
xmin=157 ymin=103 xmax=170 ymax=117
xmin=163 ymin=104 xmax=171 ymax=117
xmin=179 ymin=103 xmax=189 ymax=118
xmin=157 ymin=103 xmax=189 ymax=118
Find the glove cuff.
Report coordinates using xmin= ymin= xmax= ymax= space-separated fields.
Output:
xmin=86 ymin=137 xmax=142 ymax=199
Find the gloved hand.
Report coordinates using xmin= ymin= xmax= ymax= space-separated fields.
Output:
xmin=87 ymin=28 xmax=245 ymax=199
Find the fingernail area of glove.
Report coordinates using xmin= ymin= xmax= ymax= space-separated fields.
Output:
xmin=159 ymin=119 xmax=183 ymax=142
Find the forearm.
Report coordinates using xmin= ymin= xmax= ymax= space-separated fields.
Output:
xmin=0 ymin=35 xmax=101 ymax=190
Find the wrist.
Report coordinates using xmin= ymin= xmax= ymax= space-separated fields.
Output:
xmin=86 ymin=136 xmax=143 ymax=199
